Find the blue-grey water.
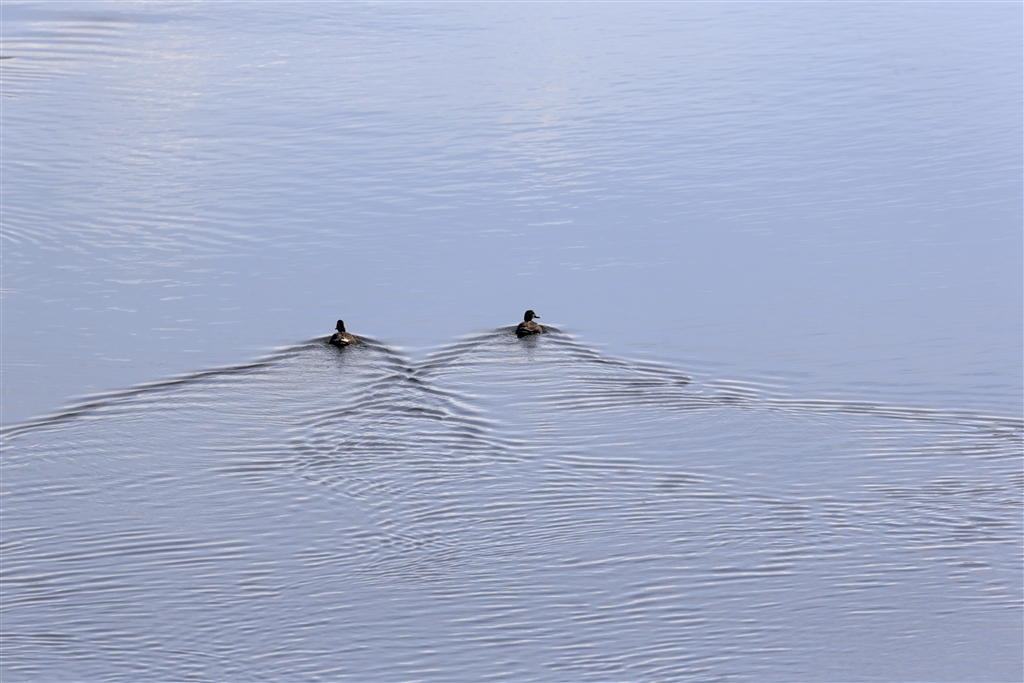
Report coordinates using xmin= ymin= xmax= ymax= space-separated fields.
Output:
xmin=2 ymin=3 xmax=1022 ymax=681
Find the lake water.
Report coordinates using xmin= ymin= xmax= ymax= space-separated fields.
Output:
xmin=2 ymin=3 xmax=1021 ymax=681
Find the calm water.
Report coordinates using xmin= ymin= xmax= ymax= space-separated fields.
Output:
xmin=2 ymin=3 xmax=1022 ymax=681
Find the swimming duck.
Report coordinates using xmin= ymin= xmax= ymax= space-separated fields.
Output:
xmin=329 ymin=319 xmax=357 ymax=347
xmin=515 ymin=310 xmax=543 ymax=338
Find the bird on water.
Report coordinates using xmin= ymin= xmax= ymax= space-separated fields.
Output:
xmin=329 ymin=319 xmax=357 ymax=347
xmin=515 ymin=310 xmax=543 ymax=338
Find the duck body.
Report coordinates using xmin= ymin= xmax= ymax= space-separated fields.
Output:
xmin=515 ymin=310 xmax=543 ymax=338
xmin=329 ymin=319 xmax=357 ymax=347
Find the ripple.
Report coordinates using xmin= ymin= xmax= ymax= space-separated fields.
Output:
xmin=2 ymin=333 xmax=1020 ymax=680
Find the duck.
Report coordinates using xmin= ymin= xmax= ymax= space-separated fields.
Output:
xmin=329 ymin=319 xmax=357 ymax=347
xmin=515 ymin=310 xmax=543 ymax=337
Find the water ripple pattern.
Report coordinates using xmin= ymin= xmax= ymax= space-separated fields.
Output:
xmin=3 ymin=333 xmax=1020 ymax=681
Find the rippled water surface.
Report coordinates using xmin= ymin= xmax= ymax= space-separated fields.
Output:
xmin=5 ymin=332 xmax=1022 ymax=681
xmin=2 ymin=3 xmax=1022 ymax=681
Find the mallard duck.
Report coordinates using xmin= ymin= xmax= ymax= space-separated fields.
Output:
xmin=329 ymin=319 xmax=357 ymax=347
xmin=515 ymin=310 xmax=543 ymax=338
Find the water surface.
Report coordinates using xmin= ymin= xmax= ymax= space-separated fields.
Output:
xmin=4 ymin=332 xmax=1021 ymax=681
xmin=2 ymin=1 xmax=1020 ymax=421
xmin=1 ymin=3 xmax=1022 ymax=681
